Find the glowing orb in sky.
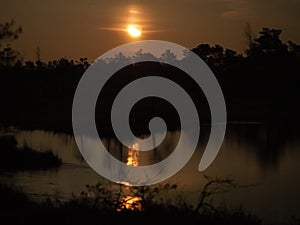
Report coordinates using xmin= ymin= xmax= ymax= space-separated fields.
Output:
xmin=127 ymin=25 xmax=142 ymax=37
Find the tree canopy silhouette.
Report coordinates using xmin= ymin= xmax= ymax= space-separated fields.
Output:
xmin=0 ymin=24 xmax=300 ymax=131
xmin=0 ymin=20 xmax=22 ymax=67
xmin=246 ymin=27 xmax=288 ymax=57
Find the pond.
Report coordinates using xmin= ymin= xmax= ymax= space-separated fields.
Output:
xmin=0 ymin=123 xmax=299 ymax=224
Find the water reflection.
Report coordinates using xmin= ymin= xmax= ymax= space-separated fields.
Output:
xmin=14 ymin=129 xmax=83 ymax=164
xmin=0 ymin=124 xmax=299 ymax=223
xmin=118 ymin=143 xmax=142 ymax=211
xmin=126 ymin=143 xmax=139 ymax=167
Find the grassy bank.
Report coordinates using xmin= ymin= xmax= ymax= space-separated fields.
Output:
xmin=0 ymin=135 xmax=62 ymax=171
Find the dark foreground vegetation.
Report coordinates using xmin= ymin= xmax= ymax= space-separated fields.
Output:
xmin=1 ymin=176 xmax=300 ymax=225
xmin=0 ymin=135 xmax=62 ymax=171
xmin=0 ymin=177 xmax=265 ymax=225
xmin=0 ymin=21 xmax=300 ymax=134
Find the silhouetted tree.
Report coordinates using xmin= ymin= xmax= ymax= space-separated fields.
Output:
xmin=191 ymin=44 xmax=211 ymax=63
xmin=192 ymin=43 xmax=241 ymax=73
xmin=160 ymin=49 xmax=177 ymax=62
xmin=0 ymin=46 xmax=21 ymax=67
xmin=287 ymin=40 xmax=300 ymax=56
xmin=194 ymin=175 xmax=237 ymax=213
xmin=0 ymin=20 xmax=22 ymax=67
xmin=246 ymin=27 xmax=287 ymax=57
xmin=0 ymin=20 xmax=22 ymax=42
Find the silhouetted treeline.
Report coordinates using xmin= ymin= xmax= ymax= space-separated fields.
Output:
xmin=0 ymin=59 xmax=87 ymax=132
xmin=192 ymin=28 xmax=300 ymax=124
xmin=1 ymin=22 xmax=300 ymax=133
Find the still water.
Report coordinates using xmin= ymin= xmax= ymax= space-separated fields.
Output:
xmin=0 ymin=123 xmax=299 ymax=224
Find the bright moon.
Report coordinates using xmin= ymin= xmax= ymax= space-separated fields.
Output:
xmin=127 ymin=25 xmax=142 ymax=37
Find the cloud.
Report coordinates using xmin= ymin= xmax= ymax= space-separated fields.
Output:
xmin=221 ymin=10 xmax=243 ymax=19
xmin=215 ymin=0 xmax=248 ymax=20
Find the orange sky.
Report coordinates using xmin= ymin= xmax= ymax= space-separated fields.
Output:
xmin=1 ymin=0 xmax=300 ymax=61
